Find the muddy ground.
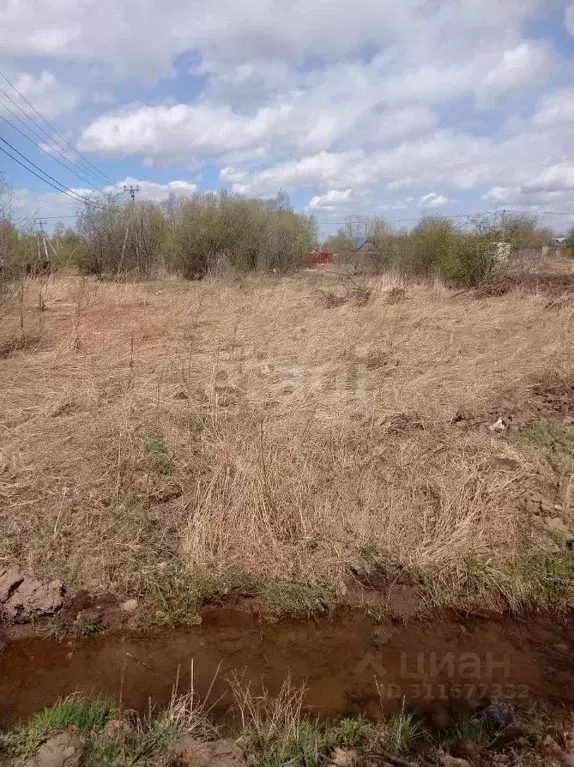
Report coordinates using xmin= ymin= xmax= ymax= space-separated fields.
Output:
xmin=2 ymin=606 xmax=574 ymax=728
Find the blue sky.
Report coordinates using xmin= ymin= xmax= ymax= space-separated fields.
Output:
xmin=1 ymin=0 xmax=574 ymax=234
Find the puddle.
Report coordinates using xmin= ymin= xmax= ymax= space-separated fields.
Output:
xmin=2 ymin=609 xmax=574 ymax=729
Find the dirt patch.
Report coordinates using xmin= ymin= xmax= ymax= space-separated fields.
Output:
xmin=0 ymin=570 xmax=63 ymax=623
xmin=531 ymin=374 xmax=574 ymax=421
xmin=452 ymin=373 xmax=574 ymax=434
xmin=172 ymin=738 xmax=245 ymax=767
xmin=40 ymin=590 xmax=130 ymax=637
xmin=22 ymin=731 xmax=85 ymax=767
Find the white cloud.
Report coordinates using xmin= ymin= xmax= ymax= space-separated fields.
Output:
xmin=475 ymin=42 xmax=550 ymax=108
xmin=0 ymin=0 xmax=545 ymax=78
xmin=78 ymin=86 xmax=438 ymax=166
xmin=0 ymin=71 xmax=79 ymax=118
xmin=73 ymin=27 xmax=555 ymax=172
xmin=13 ymin=188 xmax=80 ymax=222
xmin=92 ymin=90 xmax=116 ymax=105
xmin=565 ymin=4 xmax=574 ymax=36
xmin=221 ymin=131 xmax=488 ymax=196
xmin=13 ymin=177 xmax=197 ymax=221
xmin=220 ymin=105 xmax=574 ymax=207
xmin=307 ymin=189 xmax=358 ymax=211
xmin=419 ymin=192 xmax=449 ymax=208
xmin=100 ymin=177 xmax=198 ymax=202
xmin=532 ymin=90 xmax=574 ymax=126
xmin=522 ymin=163 xmax=574 ymax=194
xmin=482 ymin=180 xmax=574 ymax=233
xmin=1 ymin=0 xmax=571 ymax=229
xmin=79 ymin=102 xmax=303 ymax=163
xmin=484 ymin=162 xmax=574 ymax=215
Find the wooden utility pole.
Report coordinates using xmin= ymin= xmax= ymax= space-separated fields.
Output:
xmin=117 ymin=185 xmax=140 ymax=274
xmin=37 ymin=220 xmax=52 ymax=269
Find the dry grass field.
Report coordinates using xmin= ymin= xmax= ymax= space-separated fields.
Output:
xmin=1 ymin=268 xmax=573 ymax=619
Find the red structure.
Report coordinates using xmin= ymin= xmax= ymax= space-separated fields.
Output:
xmin=309 ymin=251 xmax=333 ymax=267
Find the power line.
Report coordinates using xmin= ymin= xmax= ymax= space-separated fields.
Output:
xmin=12 ymin=207 xmax=574 ymax=226
xmin=15 ymin=214 xmax=79 ymax=220
xmin=0 ymin=134 xmax=100 ymax=205
xmin=314 ymin=209 xmax=574 ymax=226
xmin=0 ymin=69 xmax=115 ymax=186
xmin=0 ymin=138 xmax=104 ymax=208
xmin=0 ymin=86 xmax=110 ymax=191
xmin=0 ymin=90 xmax=109 ymax=190
xmin=0 ymin=114 xmax=103 ymax=192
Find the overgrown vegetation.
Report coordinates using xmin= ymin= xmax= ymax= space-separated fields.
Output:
xmin=323 ymin=210 xmax=555 ymax=285
xmin=1 ymin=188 xmax=318 ymax=281
xmin=0 ymin=690 xmax=216 ymax=765
xmin=1 ymin=166 xmax=562 ymax=289
xmin=232 ymin=679 xmax=374 ymax=767
xmin=1 ymin=687 xmax=573 ymax=767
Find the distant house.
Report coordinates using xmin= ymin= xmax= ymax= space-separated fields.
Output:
xmin=353 ymin=239 xmax=376 ymax=254
xmin=309 ymin=251 xmax=333 ymax=266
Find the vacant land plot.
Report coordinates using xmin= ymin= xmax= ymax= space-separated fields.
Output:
xmin=0 ymin=270 xmax=573 ymax=619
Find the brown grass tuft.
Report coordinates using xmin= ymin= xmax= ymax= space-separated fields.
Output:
xmin=0 ymin=272 xmax=572 ymax=607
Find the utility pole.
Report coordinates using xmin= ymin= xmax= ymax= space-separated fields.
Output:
xmin=118 ymin=185 xmax=140 ymax=275
xmin=124 ymin=184 xmax=140 ymax=202
xmin=38 ymin=220 xmax=50 ymax=263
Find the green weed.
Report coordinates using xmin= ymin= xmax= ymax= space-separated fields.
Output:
xmin=43 ymin=619 xmax=67 ymax=640
xmin=261 ymin=580 xmax=335 ymax=620
xmin=146 ymin=435 xmax=176 ymax=475
xmin=520 ymin=424 xmax=574 ymax=455
xmin=0 ymin=732 xmax=19 ymax=756
xmin=83 ymin=688 xmax=217 ymax=766
xmin=0 ymin=697 xmax=116 ymax=758
xmin=234 ymin=675 xmax=373 ymax=767
xmin=418 ymin=551 xmax=574 ymax=614
xmin=29 ymin=697 xmax=116 ymax=735
xmin=255 ymin=720 xmax=323 ymax=767
xmin=387 ymin=712 xmax=422 ymax=755
xmin=443 ymin=715 xmax=490 ymax=747
xmin=83 ymin=739 xmax=135 ymax=767
xmin=133 ymin=565 xmax=258 ymax=632
xmin=152 ymin=453 xmax=176 ymax=475
xmin=72 ymin=613 xmax=104 ymax=638
xmin=323 ymin=717 xmax=374 ymax=749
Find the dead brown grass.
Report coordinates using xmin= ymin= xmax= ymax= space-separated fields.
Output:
xmin=0 ymin=271 xmax=572 ymax=605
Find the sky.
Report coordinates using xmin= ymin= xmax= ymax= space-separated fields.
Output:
xmin=1 ymin=0 xmax=574 ymax=235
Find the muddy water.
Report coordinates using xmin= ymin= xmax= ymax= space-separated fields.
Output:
xmin=1 ymin=609 xmax=574 ymax=728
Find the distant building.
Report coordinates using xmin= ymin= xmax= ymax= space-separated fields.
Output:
xmin=309 ymin=251 xmax=333 ymax=266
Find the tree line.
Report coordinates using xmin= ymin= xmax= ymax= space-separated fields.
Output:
xmin=0 ymin=187 xmax=318 ymax=280
xmin=1 ymin=171 xmax=572 ymax=288
xmin=322 ymin=212 xmax=563 ymax=285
